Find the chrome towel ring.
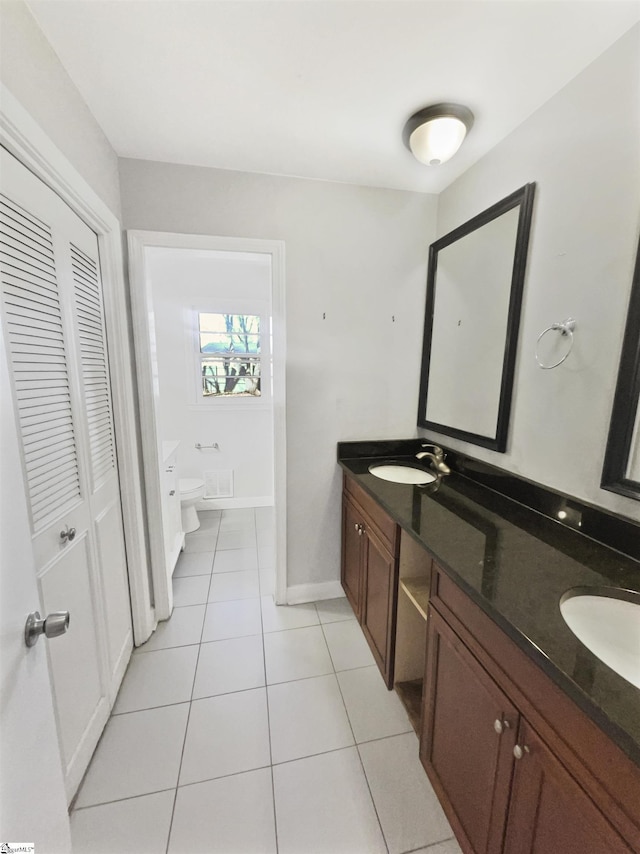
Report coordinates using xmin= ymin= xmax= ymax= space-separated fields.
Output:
xmin=535 ymin=318 xmax=576 ymax=369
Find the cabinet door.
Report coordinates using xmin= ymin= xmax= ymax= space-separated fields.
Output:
xmin=504 ymin=719 xmax=633 ymax=854
xmin=342 ymin=495 xmax=363 ymax=618
xmin=361 ymin=524 xmax=397 ymax=687
xmin=420 ymin=609 xmax=518 ymax=854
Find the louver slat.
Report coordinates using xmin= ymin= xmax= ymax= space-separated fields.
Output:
xmin=70 ymin=243 xmax=115 ymax=487
xmin=0 ymin=194 xmax=81 ymax=530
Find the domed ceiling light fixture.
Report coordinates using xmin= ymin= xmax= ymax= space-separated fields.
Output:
xmin=403 ymin=103 xmax=474 ymax=166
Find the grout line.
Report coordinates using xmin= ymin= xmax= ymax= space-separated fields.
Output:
xmin=254 ymin=509 xmax=280 ymax=854
xmin=323 ymin=618 xmax=390 ymax=854
xmin=165 ymin=525 xmax=219 ymax=854
xmin=134 ymin=640 xmax=203 ymax=655
xmin=73 ymin=786 xmax=180 ymax=812
xmin=402 ymin=837 xmax=457 ymax=854
xmin=175 ymin=762 xmax=273 ymax=791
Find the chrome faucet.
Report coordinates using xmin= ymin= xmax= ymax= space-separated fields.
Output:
xmin=416 ymin=443 xmax=451 ymax=476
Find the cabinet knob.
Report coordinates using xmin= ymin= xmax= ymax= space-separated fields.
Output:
xmin=354 ymin=522 xmax=359 ymax=532
xmin=169 ymin=490 xmax=176 ymax=496
xmin=494 ymin=718 xmax=510 ymax=735
xmin=513 ymin=744 xmax=530 ymax=760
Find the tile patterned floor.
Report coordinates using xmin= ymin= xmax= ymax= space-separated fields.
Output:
xmin=71 ymin=507 xmax=461 ymax=854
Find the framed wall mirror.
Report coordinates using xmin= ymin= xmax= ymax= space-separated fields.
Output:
xmin=417 ymin=183 xmax=536 ymax=452
xmin=601 ymin=235 xmax=640 ymax=501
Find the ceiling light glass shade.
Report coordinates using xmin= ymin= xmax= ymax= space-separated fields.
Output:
xmin=403 ymin=103 xmax=474 ymax=167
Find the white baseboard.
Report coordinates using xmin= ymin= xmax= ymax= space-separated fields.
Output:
xmin=196 ymin=496 xmax=274 ymax=511
xmin=286 ymin=580 xmax=344 ymax=605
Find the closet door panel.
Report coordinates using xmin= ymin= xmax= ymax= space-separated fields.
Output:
xmin=0 ymin=146 xmax=132 ymax=801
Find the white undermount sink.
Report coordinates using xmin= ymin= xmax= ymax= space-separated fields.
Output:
xmin=559 ymin=588 xmax=640 ymax=689
xmin=368 ymin=463 xmax=437 ymax=485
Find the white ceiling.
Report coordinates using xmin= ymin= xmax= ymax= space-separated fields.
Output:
xmin=27 ymin=0 xmax=640 ymax=193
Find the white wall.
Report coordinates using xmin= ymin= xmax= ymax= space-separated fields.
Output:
xmin=120 ymin=163 xmax=437 ymax=587
xmin=0 ymin=1 xmax=122 ymax=217
xmin=147 ymin=247 xmax=274 ymax=504
xmin=421 ymin=25 xmax=640 ymax=523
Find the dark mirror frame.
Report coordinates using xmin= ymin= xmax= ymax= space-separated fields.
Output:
xmin=601 ymin=234 xmax=640 ymax=501
xmin=417 ymin=183 xmax=536 ymax=452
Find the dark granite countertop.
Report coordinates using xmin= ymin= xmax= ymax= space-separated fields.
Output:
xmin=338 ymin=441 xmax=640 ymax=766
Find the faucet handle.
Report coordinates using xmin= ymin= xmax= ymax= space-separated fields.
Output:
xmin=420 ymin=443 xmax=444 ymax=458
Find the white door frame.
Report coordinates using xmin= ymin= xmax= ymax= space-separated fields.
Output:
xmin=0 ymin=84 xmax=155 ymax=644
xmin=127 ymin=230 xmax=287 ymax=614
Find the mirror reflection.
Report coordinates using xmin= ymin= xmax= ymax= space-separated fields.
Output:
xmin=418 ymin=184 xmax=536 ymax=452
xmin=602 ymin=235 xmax=640 ymax=500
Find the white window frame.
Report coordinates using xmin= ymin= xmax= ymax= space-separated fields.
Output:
xmin=188 ymin=299 xmax=272 ymax=408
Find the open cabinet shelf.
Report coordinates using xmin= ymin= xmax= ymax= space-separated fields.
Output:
xmin=400 ymin=576 xmax=430 ymax=619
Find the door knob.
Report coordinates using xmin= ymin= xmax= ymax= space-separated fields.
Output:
xmin=60 ymin=525 xmax=76 ymax=543
xmin=25 ymin=610 xmax=70 ymax=647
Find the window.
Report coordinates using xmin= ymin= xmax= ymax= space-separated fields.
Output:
xmin=198 ymin=312 xmax=262 ymax=398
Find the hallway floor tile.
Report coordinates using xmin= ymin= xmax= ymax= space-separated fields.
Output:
xmin=72 ymin=507 xmax=461 ymax=853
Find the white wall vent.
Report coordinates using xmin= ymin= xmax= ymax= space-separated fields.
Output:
xmin=205 ymin=469 xmax=234 ymax=498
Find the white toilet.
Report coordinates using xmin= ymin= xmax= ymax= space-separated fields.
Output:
xmin=179 ymin=478 xmax=205 ymax=533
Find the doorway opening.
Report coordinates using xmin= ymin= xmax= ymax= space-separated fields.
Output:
xmin=128 ymin=232 xmax=287 ymax=624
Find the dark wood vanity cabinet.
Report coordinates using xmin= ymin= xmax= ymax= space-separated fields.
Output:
xmin=341 ymin=475 xmax=399 ymax=687
xmin=422 ymin=608 xmax=518 ymax=854
xmin=503 ymin=719 xmax=632 ymax=854
xmin=342 ymin=495 xmax=364 ymax=617
xmin=421 ymin=566 xmax=640 ymax=854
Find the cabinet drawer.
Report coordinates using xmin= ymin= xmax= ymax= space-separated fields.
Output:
xmin=344 ymin=474 xmax=399 ymax=555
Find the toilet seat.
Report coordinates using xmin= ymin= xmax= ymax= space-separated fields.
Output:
xmin=179 ymin=478 xmax=204 ymax=498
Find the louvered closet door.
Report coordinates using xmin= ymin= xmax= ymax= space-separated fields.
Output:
xmin=0 ymin=147 xmax=132 ymax=801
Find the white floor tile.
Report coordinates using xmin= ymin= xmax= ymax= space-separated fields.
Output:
xmin=323 ymin=619 xmax=376 ymax=671
xmin=315 ymin=596 xmax=356 ymax=624
xmin=255 ymin=506 xmax=275 ymax=529
xmin=202 ymin=599 xmax=263 ymax=642
xmin=213 ymin=548 xmax=259 ymax=573
xmin=259 ymin=565 xmax=276 ymax=595
xmin=257 ymin=528 xmax=275 ymax=549
xmin=258 ymin=546 xmax=275 ymax=570
xmin=114 ymin=645 xmax=198 ymax=713
xmin=71 ymin=790 xmax=175 ymax=854
xmin=264 ymin=625 xmax=333 ymax=684
xmin=193 ymin=635 xmax=265 ymax=698
xmin=172 ymin=550 xmax=214 ymax=577
xmin=76 ymin=704 xmax=189 ymax=807
xmin=359 ymin=732 xmax=453 ymax=854
xmin=273 ymin=747 xmax=387 ymax=854
xmin=183 ymin=528 xmax=218 ymax=553
xmin=337 ymin=666 xmax=412 ymax=743
xmin=217 ymin=528 xmax=257 ymax=550
xmin=220 ymin=508 xmax=256 ymax=529
xmin=198 ymin=510 xmax=222 ymax=530
xmin=208 ymin=570 xmax=260 ymax=602
xmin=134 ymin=604 xmax=205 ymax=653
xmin=410 ymin=840 xmax=462 ymax=854
xmin=260 ymin=595 xmax=319 ymax=633
xmin=169 ymin=768 xmax=276 ymax=854
xmin=179 ymin=688 xmax=270 ymax=785
xmin=268 ymin=674 xmax=354 ymax=764
xmin=172 ymin=575 xmax=210 ymax=607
